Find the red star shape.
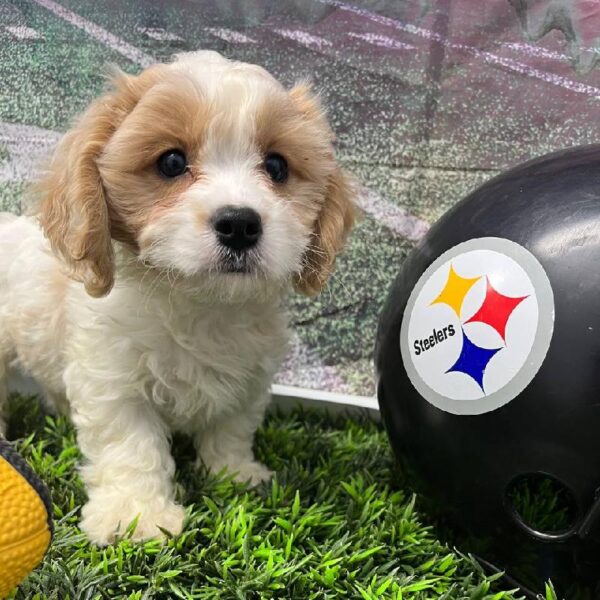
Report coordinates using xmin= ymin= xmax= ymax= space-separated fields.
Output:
xmin=465 ymin=277 xmax=528 ymax=341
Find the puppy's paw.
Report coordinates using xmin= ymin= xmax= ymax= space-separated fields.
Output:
xmin=227 ymin=460 xmax=273 ymax=486
xmin=80 ymin=495 xmax=185 ymax=545
xmin=198 ymin=453 xmax=273 ymax=486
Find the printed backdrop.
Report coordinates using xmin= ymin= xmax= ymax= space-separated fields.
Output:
xmin=1 ymin=0 xmax=599 ymax=396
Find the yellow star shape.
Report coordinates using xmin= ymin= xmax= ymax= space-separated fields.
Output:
xmin=431 ymin=264 xmax=481 ymax=317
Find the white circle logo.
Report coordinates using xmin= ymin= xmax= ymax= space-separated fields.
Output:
xmin=400 ymin=238 xmax=554 ymax=415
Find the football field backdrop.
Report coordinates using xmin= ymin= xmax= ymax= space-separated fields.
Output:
xmin=2 ymin=0 xmax=600 ymax=396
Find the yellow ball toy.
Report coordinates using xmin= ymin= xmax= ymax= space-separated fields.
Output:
xmin=0 ymin=439 xmax=52 ymax=598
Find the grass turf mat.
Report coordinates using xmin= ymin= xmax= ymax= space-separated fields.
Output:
xmin=3 ymin=394 xmax=546 ymax=600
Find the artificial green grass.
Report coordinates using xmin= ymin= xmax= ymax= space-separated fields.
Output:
xmin=6 ymin=394 xmax=556 ymax=600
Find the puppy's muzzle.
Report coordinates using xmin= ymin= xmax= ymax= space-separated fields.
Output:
xmin=212 ymin=206 xmax=262 ymax=252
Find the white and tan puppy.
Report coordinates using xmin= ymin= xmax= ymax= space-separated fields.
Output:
xmin=0 ymin=51 xmax=355 ymax=545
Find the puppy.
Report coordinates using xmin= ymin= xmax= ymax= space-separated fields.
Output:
xmin=0 ymin=51 xmax=355 ymax=545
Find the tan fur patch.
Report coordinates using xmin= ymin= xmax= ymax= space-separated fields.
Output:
xmin=255 ymin=83 xmax=356 ymax=294
xmin=34 ymin=65 xmax=170 ymax=296
xmin=99 ymin=72 xmax=211 ymax=242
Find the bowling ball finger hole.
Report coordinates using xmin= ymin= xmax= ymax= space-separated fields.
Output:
xmin=505 ymin=473 xmax=579 ymax=539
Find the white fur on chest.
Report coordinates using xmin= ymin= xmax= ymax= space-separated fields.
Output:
xmin=145 ymin=301 xmax=288 ymax=430
xmin=77 ymin=278 xmax=290 ymax=433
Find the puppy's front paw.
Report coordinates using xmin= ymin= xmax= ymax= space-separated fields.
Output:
xmin=80 ymin=494 xmax=185 ymax=545
xmin=227 ymin=460 xmax=273 ymax=486
xmin=199 ymin=456 xmax=273 ymax=486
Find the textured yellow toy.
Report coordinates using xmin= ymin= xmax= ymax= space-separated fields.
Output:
xmin=0 ymin=439 xmax=52 ymax=598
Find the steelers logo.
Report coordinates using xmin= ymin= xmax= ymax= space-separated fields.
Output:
xmin=400 ymin=238 xmax=554 ymax=415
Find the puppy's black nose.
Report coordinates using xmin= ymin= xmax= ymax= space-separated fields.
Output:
xmin=212 ymin=206 xmax=262 ymax=251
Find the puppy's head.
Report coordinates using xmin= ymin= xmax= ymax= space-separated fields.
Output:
xmin=36 ymin=51 xmax=355 ymax=300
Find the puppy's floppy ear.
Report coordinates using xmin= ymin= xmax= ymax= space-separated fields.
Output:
xmin=290 ymin=83 xmax=357 ymax=296
xmin=35 ymin=65 xmax=164 ymax=297
xmin=296 ymin=166 xmax=356 ymax=295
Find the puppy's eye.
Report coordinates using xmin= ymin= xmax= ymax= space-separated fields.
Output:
xmin=264 ymin=153 xmax=288 ymax=184
xmin=157 ymin=149 xmax=188 ymax=178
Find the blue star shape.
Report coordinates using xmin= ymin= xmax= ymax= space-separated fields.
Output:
xmin=446 ymin=329 xmax=502 ymax=392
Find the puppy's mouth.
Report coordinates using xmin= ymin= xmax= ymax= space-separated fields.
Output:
xmin=216 ymin=248 xmax=261 ymax=275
